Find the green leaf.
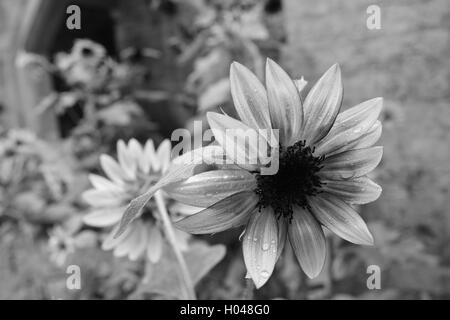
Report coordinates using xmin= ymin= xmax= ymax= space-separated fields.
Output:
xmin=114 ymin=161 xmax=210 ymax=238
xmin=132 ymin=241 xmax=226 ymax=299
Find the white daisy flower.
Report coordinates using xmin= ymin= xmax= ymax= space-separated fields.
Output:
xmin=82 ymin=138 xmax=191 ymax=262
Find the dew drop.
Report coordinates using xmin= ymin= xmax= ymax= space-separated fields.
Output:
xmin=262 ymin=243 xmax=270 ymax=251
xmin=260 ymin=270 xmax=270 ymax=278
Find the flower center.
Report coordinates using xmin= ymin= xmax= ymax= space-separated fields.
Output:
xmin=255 ymin=140 xmax=325 ymax=221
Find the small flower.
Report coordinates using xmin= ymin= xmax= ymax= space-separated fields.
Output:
xmin=47 ymin=217 xmax=97 ymax=267
xmin=173 ymin=59 xmax=383 ymax=288
xmin=82 ymin=138 xmax=191 ymax=262
xmin=55 ymin=39 xmax=113 ymax=90
xmin=48 ymin=226 xmax=77 ymax=267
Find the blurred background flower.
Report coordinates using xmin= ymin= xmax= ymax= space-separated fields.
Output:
xmin=82 ymin=138 xmax=191 ymax=262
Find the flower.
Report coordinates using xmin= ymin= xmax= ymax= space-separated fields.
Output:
xmin=55 ymin=39 xmax=113 ymax=90
xmin=82 ymin=138 xmax=191 ymax=262
xmin=173 ymin=59 xmax=383 ymax=288
xmin=48 ymin=218 xmax=97 ymax=267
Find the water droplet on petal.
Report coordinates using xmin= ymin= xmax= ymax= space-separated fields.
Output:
xmin=262 ymin=243 xmax=269 ymax=251
xmin=260 ymin=270 xmax=270 ymax=278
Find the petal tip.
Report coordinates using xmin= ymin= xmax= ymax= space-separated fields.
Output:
xmin=81 ymin=214 xmax=91 ymax=225
xmin=250 ymin=275 xmax=270 ymax=289
xmin=206 ymin=111 xmax=220 ymax=123
xmin=358 ymin=227 xmax=375 ymax=246
xmin=230 ymin=61 xmax=239 ymax=75
xmin=330 ymin=63 xmax=341 ymax=73
xmin=99 ymin=154 xmax=108 ymax=163
xmin=363 ymin=233 xmax=375 ymax=246
xmin=230 ymin=61 xmax=252 ymax=79
xmin=304 ymin=268 xmax=322 ymax=279
xmin=301 ymin=257 xmax=325 ymax=279
xmin=230 ymin=60 xmax=243 ymax=69
xmin=325 ymin=63 xmax=341 ymax=82
xmin=265 ymin=57 xmax=280 ymax=71
xmin=376 ymin=97 xmax=384 ymax=112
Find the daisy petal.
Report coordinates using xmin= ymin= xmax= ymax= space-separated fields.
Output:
xmin=172 ymin=145 xmax=227 ymax=166
xmin=117 ymin=140 xmax=136 ymax=179
xmin=156 ymin=139 xmax=172 ymax=173
xmin=165 ymin=169 xmax=256 ymax=207
xmin=243 ymin=207 xmax=279 ymax=289
xmin=230 ymin=62 xmax=271 ymax=129
xmin=174 ymin=191 xmax=257 ymax=234
xmin=128 ymin=139 xmax=146 ymax=173
xmin=83 ymin=207 xmax=124 ymax=227
xmin=82 ymin=189 xmax=125 ymax=207
xmin=102 ymin=225 xmax=131 ymax=250
xmin=322 ymin=177 xmax=382 ymax=204
xmin=320 ymin=146 xmax=383 ymax=180
xmin=347 ymin=120 xmax=382 ymax=152
xmin=302 ymin=64 xmax=343 ymax=145
xmin=174 ymin=229 xmax=190 ymax=251
xmin=147 ymin=225 xmax=163 ymax=263
xmin=170 ymin=203 xmax=203 ymax=216
xmin=289 ymin=207 xmax=326 ymax=278
xmin=309 ymin=193 xmax=374 ymax=245
xmin=315 ymin=98 xmax=383 ymax=156
xmin=88 ymin=174 xmax=124 ymax=193
xmin=129 ymin=224 xmax=148 ymax=261
xmin=144 ymin=139 xmax=159 ymax=171
xmin=265 ymin=58 xmax=303 ymax=146
xmin=207 ymin=112 xmax=268 ymax=166
xmin=114 ymin=229 xmax=139 ymax=258
xmin=100 ymin=154 xmax=128 ymax=185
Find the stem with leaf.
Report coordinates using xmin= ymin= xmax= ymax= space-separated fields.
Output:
xmin=154 ymin=190 xmax=196 ymax=299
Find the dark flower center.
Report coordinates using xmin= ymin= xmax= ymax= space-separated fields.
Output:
xmin=255 ymin=140 xmax=325 ymax=221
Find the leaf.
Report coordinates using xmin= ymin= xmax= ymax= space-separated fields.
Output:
xmin=114 ymin=147 xmax=221 ymax=238
xmin=132 ymin=241 xmax=226 ymax=299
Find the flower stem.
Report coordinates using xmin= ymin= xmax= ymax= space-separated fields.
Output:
xmin=154 ymin=190 xmax=196 ymax=300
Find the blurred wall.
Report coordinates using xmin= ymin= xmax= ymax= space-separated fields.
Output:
xmin=284 ymin=0 xmax=449 ymax=106
xmin=283 ymin=0 xmax=450 ymax=270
